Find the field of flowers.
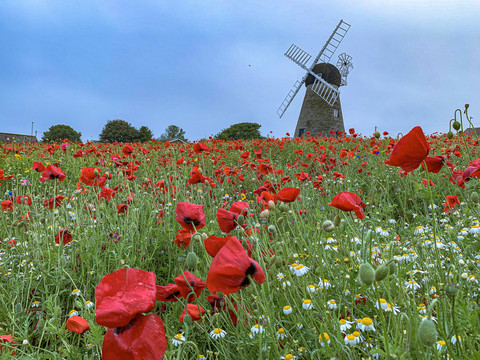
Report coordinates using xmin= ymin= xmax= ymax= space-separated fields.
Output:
xmin=1 ymin=109 xmax=480 ymax=359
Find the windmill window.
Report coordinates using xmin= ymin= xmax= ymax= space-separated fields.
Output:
xmin=298 ymin=128 xmax=305 ymax=137
xmin=333 ymin=108 xmax=339 ymax=117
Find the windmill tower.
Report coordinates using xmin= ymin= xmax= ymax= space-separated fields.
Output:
xmin=277 ymin=20 xmax=353 ymax=137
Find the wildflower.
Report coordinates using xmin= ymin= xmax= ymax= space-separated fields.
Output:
xmin=385 ymin=303 xmax=400 ymax=315
xmin=339 ymin=319 xmax=353 ymax=332
xmin=405 ymin=280 xmax=420 ymax=290
xmin=451 ymin=335 xmax=461 ymax=344
xmin=66 ymin=315 xmax=90 ymax=334
xmin=469 ymin=225 xmax=480 ymax=234
xmin=277 ymin=273 xmax=285 ymax=280
xmin=283 ymin=305 xmax=292 ymax=315
xmin=353 ymin=331 xmax=364 ymax=343
xmin=281 ymin=354 xmax=296 ymax=360
xmin=171 ymin=333 xmax=185 ymax=346
xmin=210 ymin=328 xmax=227 ymax=339
xmin=302 ymin=299 xmax=313 ymax=310
xmin=294 ymin=264 xmax=309 ymax=276
xmin=429 ymin=286 xmax=436 ymax=295
xmin=277 ymin=328 xmax=287 ymax=340
xmin=85 ymin=301 xmax=94 ymax=309
xmin=251 ymin=324 xmax=264 ymax=334
xmin=375 ymin=298 xmax=388 ymax=310
xmin=384 ymin=126 xmax=429 ymax=172
xmin=318 ymin=332 xmax=330 ymax=346
xmin=361 ymin=317 xmax=375 ymax=331
xmin=71 ymin=289 xmax=81 ymax=296
xmin=282 ymin=281 xmax=291 ymax=288
xmin=68 ymin=310 xmax=79 ymax=317
xmin=437 ymin=340 xmax=446 ymax=351
xmin=327 ymin=299 xmax=337 ymax=309
xmin=344 ymin=334 xmax=357 ymax=346
xmin=328 ymin=192 xmax=366 ymax=219
xmin=306 ymin=284 xmax=317 ymax=293
xmin=318 ymin=278 xmax=331 ymax=289
xmin=176 ymin=202 xmax=206 ymax=231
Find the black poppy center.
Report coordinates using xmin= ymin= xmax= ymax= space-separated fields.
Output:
xmin=166 ymin=291 xmax=181 ymax=300
xmin=240 ymin=262 xmax=257 ymax=287
xmin=114 ymin=316 xmax=137 ymax=335
xmin=183 ymin=216 xmax=201 ymax=226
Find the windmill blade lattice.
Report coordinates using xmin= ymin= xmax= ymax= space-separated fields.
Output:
xmin=337 ymin=53 xmax=354 ymax=86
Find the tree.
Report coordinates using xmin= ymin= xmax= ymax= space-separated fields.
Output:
xmin=214 ymin=122 xmax=261 ymax=140
xmin=99 ymin=120 xmax=140 ymax=143
xmin=138 ymin=126 xmax=154 ymax=142
xmin=42 ymin=124 xmax=82 ymax=142
xmin=159 ymin=125 xmax=186 ymax=141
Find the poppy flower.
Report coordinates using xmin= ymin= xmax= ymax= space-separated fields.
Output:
xmin=39 ymin=164 xmax=66 ymax=183
xmin=102 ymin=314 xmax=167 ymax=360
xmin=122 ymin=145 xmax=133 ymax=156
xmin=99 ymin=188 xmax=115 ymax=201
xmin=206 ymin=238 xmax=266 ymax=295
xmin=95 ymin=268 xmax=157 ymax=328
xmin=216 ymin=208 xmax=238 ymax=233
xmin=443 ymin=195 xmax=460 ymax=212
xmin=274 ymin=187 xmax=301 ymax=203
xmin=15 ymin=195 xmax=32 ymax=205
xmin=205 ymin=294 xmax=240 ymax=325
xmin=328 ymin=192 xmax=367 ymax=219
xmin=55 ymin=229 xmax=73 ymax=245
xmin=421 ymin=156 xmax=446 ymax=173
xmin=384 ymin=126 xmax=429 ymax=172
xmin=31 ymin=161 xmax=46 ymax=172
xmin=0 ymin=334 xmax=17 ymax=355
xmin=155 ymin=284 xmax=181 ymax=302
xmin=180 ymin=304 xmax=206 ymax=322
xmin=229 ymin=202 xmax=249 ymax=216
xmin=116 ymin=204 xmax=129 ymax=214
xmin=43 ymin=196 xmax=65 ymax=209
xmin=1 ymin=200 xmax=13 ymax=211
xmin=79 ymin=167 xmax=106 ymax=187
xmin=462 ymin=159 xmax=480 ymax=181
xmin=66 ymin=315 xmax=90 ymax=334
xmin=193 ymin=142 xmax=209 ymax=153
xmin=204 ymin=235 xmax=252 ymax=257
xmin=174 ymin=228 xmax=192 ymax=249
xmin=175 ymin=202 xmax=206 ymax=231
xmin=174 ymin=271 xmax=207 ymax=302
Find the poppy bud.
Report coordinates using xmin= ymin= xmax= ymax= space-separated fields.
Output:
xmin=177 ymin=254 xmax=186 ymax=263
xmin=259 ymin=209 xmax=270 ymax=219
xmin=471 ymin=192 xmax=480 ymax=204
xmin=275 ymin=256 xmax=283 ymax=268
xmin=374 ymin=131 xmax=380 ymax=138
xmin=333 ymin=215 xmax=341 ymax=227
xmin=359 ymin=263 xmax=375 ymax=285
xmin=268 ymin=225 xmax=276 ymax=233
xmin=452 ymin=121 xmax=461 ymax=131
xmin=315 ymin=267 xmax=322 ymax=275
xmin=192 ymin=233 xmax=203 ymax=242
xmin=268 ymin=200 xmax=276 ymax=211
xmin=459 ymin=259 xmax=465 ymax=266
xmin=278 ymin=201 xmax=288 ymax=212
xmin=461 ymin=272 xmax=468 ymax=280
xmin=447 ymin=131 xmax=454 ymax=139
xmin=216 ymin=292 xmax=224 ymax=298
xmin=186 ymin=252 xmax=198 ymax=269
xmin=465 ymin=104 xmax=469 ymax=109
xmin=375 ymin=264 xmax=389 ymax=282
xmin=418 ymin=319 xmax=437 ymax=346
xmin=269 ymin=255 xmax=276 ymax=266
xmin=183 ymin=314 xmax=193 ymax=325
xmin=277 ymin=216 xmax=284 ymax=225
xmin=446 ymin=284 xmax=459 ymax=297
xmin=94 ymin=169 xmax=100 ymax=176
xmin=388 ymin=261 xmax=397 ymax=275
xmin=322 ymin=220 xmax=335 ymax=232
xmin=17 ymin=221 xmax=24 ymax=228
xmin=468 ymin=262 xmax=475 ymax=271
xmin=236 ymin=214 xmax=245 ymax=225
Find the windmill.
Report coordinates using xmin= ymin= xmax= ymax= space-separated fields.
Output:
xmin=277 ymin=19 xmax=353 ymax=137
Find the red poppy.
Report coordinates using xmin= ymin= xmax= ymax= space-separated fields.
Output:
xmin=40 ymin=164 xmax=66 ymax=183
xmin=155 ymin=284 xmax=180 ymax=302
xmin=122 ymin=145 xmax=133 ymax=156
xmin=95 ymin=268 xmax=157 ymax=328
xmin=206 ymin=238 xmax=265 ymax=295
xmin=193 ymin=142 xmax=209 ymax=153
xmin=174 ymin=271 xmax=207 ymax=302
xmin=216 ymin=208 xmax=238 ymax=233
xmin=102 ymin=314 xmax=167 ymax=360
xmin=116 ymin=204 xmax=129 ymax=214
xmin=66 ymin=315 xmax=90 ymax=334
xmin=180 ymin=304 xmax=206 ymax=322
xmin=99 ymin=188 xmax=115 ymax=201
xmin=43 ymin=196 xmax=65 ymax=209
xmin=31 ymin=161 xmax=46 ymax=172
xmin=328 ymin=192 xmax=367 ymax=219
xmin=274 ymin=187 xmax=301 ymax=203
xmin=229 ymin=201 xmax=249 ymax=216
xmin=462 ymin=159 xmax=480 ymax=181
xmin=79 ymin=167 xmax=106 ymax=187
xmin=384 ymin=126 xmax=429 ymax=172
xmin=55 ymin=229 xmax=73 ymax=245
xmin=174 ymin=228 xmax=192 ymax=249
xmin=175 ymin=202 xmax=206 ymax=231
xmin=204 ymin=235 xmax=252 ymax=257
xmin=443 ymin=195 xmax=460 ymax=212
xmin=205 ymin=294 xmax=240 ymax=325
xmin=421 ymin=155 xmax=446 ymax=173
xmin=0 ymin=334 xmax=17 ymax=355
xmin=1 ymin=200 xmax=13 ymax=211
xmin=15 ymin=195 xmax=32 ymax=205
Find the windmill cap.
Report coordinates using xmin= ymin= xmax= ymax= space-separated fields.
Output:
xmin=305 ymin=63 xmax=342 ymax=87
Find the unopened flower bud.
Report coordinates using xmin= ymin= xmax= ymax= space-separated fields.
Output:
xmin=259 ymin=209 xmax=270 ymax=219
xmin=459 ymin=259 xmax=465 ymax=266
xmin=374 ymin=131 xmax=380 ymax=138
xmin=183 ymin=314 xmax=193 ymax=325
xmin=322 ymin=220 xmax=335 ymax=232
xmin=375 ymin=264 xmax=389 ymax=282
xmin=268 ymin=225 xmax=276 ymax=233
xmin=453 ymin=121 xmax=461 ymax=131
xmin=333 ymin=215 xmax=341 ymax=227
xmin=465 ymin=104 xmax=470 ymax=109
xmin=388 ymin=261 xmax=397 ymax=275
xmin=278 ymin=201 xmax=288 ymax=212
xmin=277 ymin=216 xmax=284 ymax=225
xmin=177 ymin=254 xmax=186 ymax=263
xmin=461 ymin=272 xmax=468 ymax=280
xmin=94 ymin=169 xmax=100 ymax=176
xmin=216 ymin=292 xmax=224 ymax=298
xmin=468 ymin=262 xmax=475 ymax=271
xmin=186 ymin=252 xmax=198 ymax=269
xmin=236 ymin=214 xmax=245 ymax=225
xmin=192 ymin=233 xmax=203 ymax=242
xmin=359 ymin=263 xmax=375 ymax=285
xmin=447 ymin=131 xmax=454 ymax=140
xmin=268 ymin=200 xmax=276 ymax=211
xmin=471 ymin=191 xmax=480 ymax=204
xmin=418 ymin=319 xmax=437 ymax=346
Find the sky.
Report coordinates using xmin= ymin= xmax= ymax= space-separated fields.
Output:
xmin=1 ymin=0 xmax=479 ymax=141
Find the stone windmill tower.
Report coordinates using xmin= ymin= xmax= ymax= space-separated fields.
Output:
xmin=277 ymin=20 xmax=353 ymax=137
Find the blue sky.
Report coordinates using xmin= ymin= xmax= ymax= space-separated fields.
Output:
xmin=1 ymin=0 xmax=479 ymax=141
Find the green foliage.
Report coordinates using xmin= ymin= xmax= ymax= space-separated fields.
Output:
xmin=42 ymin=124 xmax=82 ymax=142
xmin=214 ymin=122 xmax=261 ymax=140
xmin=99 ymin=120 xmax=139 ymax=143
xmin=138 ymin=126 xmax=154 ymax=142
xmin=159 ymin=125 xmax=186 ymax=141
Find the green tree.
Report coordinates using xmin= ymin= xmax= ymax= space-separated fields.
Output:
xmin=99 ymin=119 xmax=140 ymax=143
xmin=159 ymin=125 xmax=186 ymax=141
xmin=215 ymin=122 xmax=261 ymax=140
xmin=42 ymin=124 xmax=82 ymax=142
xmin=138 ymin=126 xmax=154 ymax=142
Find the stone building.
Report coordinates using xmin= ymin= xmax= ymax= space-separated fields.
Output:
xmin=294 ymin=62 xmax=345 ymax=137
xmin=0 ymin=132 xmax=37 ymax=143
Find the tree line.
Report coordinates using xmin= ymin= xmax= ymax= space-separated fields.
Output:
xmin=41 ymin=120 xmax=262 ymax=143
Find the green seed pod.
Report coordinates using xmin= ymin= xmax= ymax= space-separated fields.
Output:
xmin=418 ymin=319 xmax=437 ymax=346
xmin=452 ymin=121 xmax=461 ymax=131
xmin=471 ymin=191 xmax=480 ymax=204
xmin=447 ymin=131 xmax=454 ymax=139
xmin=236 ymin=214 xmax=245 ymax=226
xmin=322 ymin=220 xmax=335 ymax=232
xmin=375 ymin=264 xmax=389 ymax=282
xmin=333 ymin=215 xmax=341 ymax=227
xmin=374 ymin=131 xmax=380 ymax=138
xmin=388 ymin=261 xmax=397 ymax=275
xmin=186 ymin=252 xmax=198 ymax=269
xmin=183 ymin=314 xmax=193 ymax=325
xmin=359 ymin=263 xmax=375 ymax=285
